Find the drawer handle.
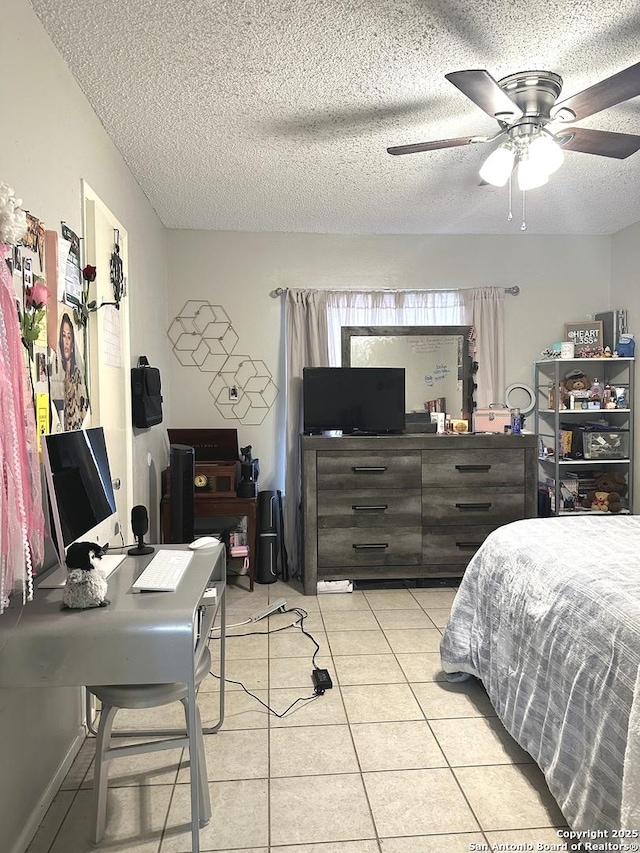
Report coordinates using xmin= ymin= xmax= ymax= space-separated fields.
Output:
xmin=455 ymin=464 xmax=491 ymax=472
xmin=352 ymin=466 xmax=387 ymax=473
xmin=456 ymin=541 xmax=483 ymax=549
xmin=352 ymin=504 xmax=388 ymax=512
xmin=455 ymin=502 xmax=492 ymax=510
xmin=352 ymin=543 xmax=389 ymax=550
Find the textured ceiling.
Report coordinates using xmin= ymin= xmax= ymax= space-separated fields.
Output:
xmin=30 ymin=0 xmax=640 ymax=235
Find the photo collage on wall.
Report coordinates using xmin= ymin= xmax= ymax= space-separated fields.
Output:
xmin=7 ymin=215 xmax=90 ymax=447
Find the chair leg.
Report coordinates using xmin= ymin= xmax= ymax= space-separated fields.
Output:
xmin=93 ymin=703 xmax=119 ymax=844
xmin=181 ymin=698 xmax=211 ymax=826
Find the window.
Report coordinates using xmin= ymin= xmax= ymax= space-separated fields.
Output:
xmin=326 ymin=290 xmax=465 ymax=365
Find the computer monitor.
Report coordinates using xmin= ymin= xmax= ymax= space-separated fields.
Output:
xmin=42 ymin=426 xmax=119 ymax=563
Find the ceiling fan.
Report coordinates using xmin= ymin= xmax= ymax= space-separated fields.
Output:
xmin=387 ymin=62 xmax=640 ymax=191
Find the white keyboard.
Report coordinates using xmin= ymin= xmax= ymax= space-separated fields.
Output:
xmin=132 ymin=550 xmax=193 ymax=593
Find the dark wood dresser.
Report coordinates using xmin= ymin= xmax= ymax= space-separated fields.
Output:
xmin=301 ymin=433 xmax=538 ymax=595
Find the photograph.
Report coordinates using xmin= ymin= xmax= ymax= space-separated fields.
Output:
xmin=58 ymin=310 xmax=89 ymax=430
xmin=36 ymin=351 xmax=47 ymax=383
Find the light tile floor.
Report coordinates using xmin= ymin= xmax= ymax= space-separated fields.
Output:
xmin=27 ymin=577 xmax=569 ymax=853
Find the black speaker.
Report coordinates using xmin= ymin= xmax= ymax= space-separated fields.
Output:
xmin=256 ymin=490 xmax=279 ymax=584
xmin=128 ymin=505 xmax=154 ymax=556
xmin=238 ymin=445 xmax=259 ymax=498
xmin=169 ymin=444 xmax=195 ymax=543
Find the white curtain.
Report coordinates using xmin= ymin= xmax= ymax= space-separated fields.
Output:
xmin=283 ymin=289 xmax=329 ymax=578
xmin=461 ymin=287 xmax=506 ymax=409
xmin=326 ymin=289 xmax=464 ymax=365
xmin=282 ymin=285 xmax=506 ymax=580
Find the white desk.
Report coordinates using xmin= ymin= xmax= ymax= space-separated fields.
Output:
xmin=0 ymin=544 xmax=226 ymax=853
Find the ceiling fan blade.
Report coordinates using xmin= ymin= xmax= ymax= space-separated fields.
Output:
xmin=445 ymin=70 xmax=523 ymax=121
xmin=387 ymin=136 xmax=481 ymax=155
xmin=559 ymin=127 xmax=640 ymax=158
xmin=552 ymin=61 xmax=640 ymax=122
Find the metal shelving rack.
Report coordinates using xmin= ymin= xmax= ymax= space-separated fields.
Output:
xmin=535 ymin=358 xmax=634 ymax=515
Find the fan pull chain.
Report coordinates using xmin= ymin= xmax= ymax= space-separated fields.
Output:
xmin=507 ymin=174 xmax=513 ymax=221
xmin=521 ymin=190 xmax=527 ymax=231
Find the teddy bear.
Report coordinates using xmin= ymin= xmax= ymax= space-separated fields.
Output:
xmin=61 ymin=541 xmax=110 ymax=610
xmin=582 ymin=471 xmax=627 ymax=513
xmin=564 ymin=369 xmax=591 ymax=393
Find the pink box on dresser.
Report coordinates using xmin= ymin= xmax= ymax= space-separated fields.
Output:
xmin=473 ymin=408 xmax=511 ymax=433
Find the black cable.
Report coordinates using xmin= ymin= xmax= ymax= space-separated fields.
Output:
xmin=208 ymin=606 xmax=327 ymax=712
xmin=210 ymin=607 xmax=321 ymax=668
xmin=207 ymin=671 xmax=319 ymax=717
xmin=107 ymin=540 xmax=139 ymax=551
xmin=285 ymin=606 xmax=321 ymax=669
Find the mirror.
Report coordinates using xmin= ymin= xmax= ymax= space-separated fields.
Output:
xmin=341 ymin=325 xmax=475 ymax=421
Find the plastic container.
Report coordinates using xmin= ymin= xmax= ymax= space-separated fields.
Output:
xmin=510 ymin=408 xmax=522 ymax=435
xmin=582 ymin=432 xmax=629 ymax=460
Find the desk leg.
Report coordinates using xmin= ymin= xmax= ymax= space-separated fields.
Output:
xmin=187 ymin=672 xmax=201 ymax=853
xmin=215 ymin=584 xmax=226 ymax=731
xmin=203 ymin=582 xmax=225 ymax=733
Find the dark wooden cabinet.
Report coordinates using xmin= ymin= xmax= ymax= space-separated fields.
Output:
xmin=160 ymin=484 xmax=257 ymax=591
xmin=301 ymin=433 xmax=538 ymax=595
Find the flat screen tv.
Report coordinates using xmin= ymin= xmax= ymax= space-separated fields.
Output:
xmin=303 ymin=367 xmax=405 ymax=435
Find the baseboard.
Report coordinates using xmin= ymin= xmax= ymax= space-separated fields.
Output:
xmin=10 ymin=725 xmax=86 ymax=853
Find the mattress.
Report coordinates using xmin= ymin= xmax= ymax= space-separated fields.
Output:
xmin=440 ymin=515 xmax=640 ymax=830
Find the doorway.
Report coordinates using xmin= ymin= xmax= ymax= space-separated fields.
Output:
xmin=81 ymin=181 xmax=133 ymax=544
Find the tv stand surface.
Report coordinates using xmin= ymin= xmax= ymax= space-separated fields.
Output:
xmin=301 ymin=433 xmax=538 ymax=595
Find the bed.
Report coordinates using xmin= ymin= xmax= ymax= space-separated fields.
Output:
xmin=440 ymin=515 xmax=640 ymax=831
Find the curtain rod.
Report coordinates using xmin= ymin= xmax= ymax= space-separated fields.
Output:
xmin=269 ymin=285 xmax=520 ymax=297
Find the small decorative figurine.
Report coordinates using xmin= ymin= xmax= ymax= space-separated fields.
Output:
xmin=61 ymin=541 xmax=110 ymax=610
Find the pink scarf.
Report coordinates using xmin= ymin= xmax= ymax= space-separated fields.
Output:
xmin=0 ymin=244 xmax=45 ymax=612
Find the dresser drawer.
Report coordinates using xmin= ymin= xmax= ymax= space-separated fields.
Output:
xmin=423 ymin=525 xmax=497 ymax=564
xmin=318 ymin=527 xmax=422 ymax=567
xmin=422 ymin=448 xmax=525 ymax=487
xmin=317 ymin=489 xmax=421 ymax=528
xmin=317 ymin=451 xmax=421 ymax=490
xmin=422 ymin=487 xmax=524 ymax=525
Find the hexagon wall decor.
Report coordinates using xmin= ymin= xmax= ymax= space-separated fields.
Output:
xmin=168 ymin=301 xmax=278 ymax=425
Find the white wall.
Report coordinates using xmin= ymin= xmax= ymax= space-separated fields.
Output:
xmin=611 ymin=221 xmax=640 ymax=511
xmin=0 ymin=2 xmax=169 ymax=851
xmin=166 ymin=229 xmax=612 ymax=488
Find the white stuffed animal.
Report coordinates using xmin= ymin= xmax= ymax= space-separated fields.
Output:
xmin=62 ymin=541 xmax=110 ymax=610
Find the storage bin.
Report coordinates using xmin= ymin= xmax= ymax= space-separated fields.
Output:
xmin=582 ymin=431 xmax=629 ymax=460
xmin=473 ymin=408 xmax=511 ymax=433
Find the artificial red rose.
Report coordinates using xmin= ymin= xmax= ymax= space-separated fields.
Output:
xmin=25 ymin=281 xmax=49 ymax=309
xmin=82 ymin=264 xmax=97 ymax=282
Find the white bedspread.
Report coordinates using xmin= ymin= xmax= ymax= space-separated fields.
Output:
xmin=440 ymin=515 xmax=640 ymax=830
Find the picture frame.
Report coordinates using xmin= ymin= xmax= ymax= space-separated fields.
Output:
xmin=563 ymin=320 xmax=604 ymax=355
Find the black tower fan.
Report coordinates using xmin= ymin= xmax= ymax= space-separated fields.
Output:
xmin=256 ymin=490 xmax=279 ymax=584
xmin=169 ymin=444 xmax=195 ymax=543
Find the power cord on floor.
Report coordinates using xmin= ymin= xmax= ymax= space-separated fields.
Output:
xmin=207 ymin=671 xmax=319 ymax=717
xmin=214 ymin=607 xmax=321 ymax=668
xmin=208 ymin=606 xmax=327 ymax=715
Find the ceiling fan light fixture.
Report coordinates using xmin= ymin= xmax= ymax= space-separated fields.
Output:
xmin=479 ymin=144 xmax=515 ymax=187
xmin=517 ymin=155 xmax=549 ymax=191
xmin=528 ymin=133 xmax=564 ymax=175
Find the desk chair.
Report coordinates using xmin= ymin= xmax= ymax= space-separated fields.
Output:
xmin=88 ymin=643 xmax=212 ymax=844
